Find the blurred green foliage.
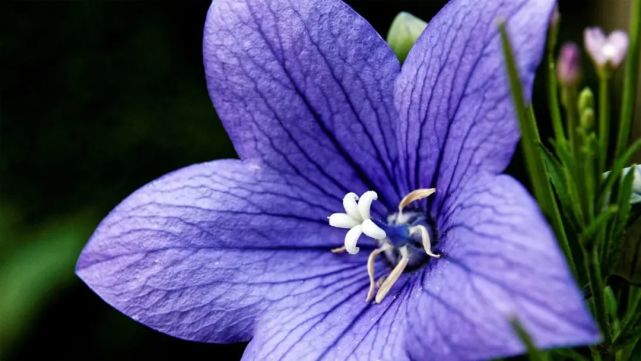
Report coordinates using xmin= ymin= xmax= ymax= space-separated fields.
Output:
xmin=0 ymin=211 xmax=95 ymax=355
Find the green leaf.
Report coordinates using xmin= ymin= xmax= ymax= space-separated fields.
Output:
xmin=614 ymin=308 xmax=641 ymax=349
xmin=540 ymin=144 xmax=571 ymax=210
xmin=580 ymin=206 xmax=618 ymax=249
xmin=543 ymin=143 xmax=587 ymax=240
xmin=616 ymin=287 xmax=641 ymax=358
xmin=386 ymin=12 xmax=427 ymax=63
xmin=604 ymin=286 xmax=621 ymax=334
xmin=628 ymin=340 xmax=641 ymax=361
xmin=552 ymin=139 xmax=587 ymax=227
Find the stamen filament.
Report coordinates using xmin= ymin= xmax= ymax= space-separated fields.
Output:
xmin=375 ymin=246 xmax=410 ymax=303
xmin=412 ymin=225 xmax=441 ymax=258
xmin=366 ymin=244 xmax=391 ymax=302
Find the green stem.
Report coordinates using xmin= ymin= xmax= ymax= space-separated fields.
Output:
xmin=499 ymin=23 xmax=576 ymax=275
xmin=599 ymin=78 xmax=611 ymax=172
xmin=575 ymin=131 xmax=592 ymax=226
xmin=562 ymin=86 xmax=579 ymax=151
xmin=585 ymin=134 xmax=597 ymax=220
xmin=546 ymin=40 xmax=566 ymax=145
xmin=625 ymin=286 xmax=641 ymax=327
xmin=614 ymin=0 xmax=641 ymax=159
xmin=583 ymin=246 xmax=613 ymax=349
xmin=511 ymin=319 xmax=550 ymax=361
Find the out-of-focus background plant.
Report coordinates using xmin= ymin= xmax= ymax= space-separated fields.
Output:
xmin=0 ymin=1 xmax=637 ymax=360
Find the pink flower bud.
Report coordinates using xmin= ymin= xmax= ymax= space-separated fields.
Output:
xmin=557 ymin=42 xmax=581 ymax=87
xmin=584 ymin=27 xmax=629 ymax=73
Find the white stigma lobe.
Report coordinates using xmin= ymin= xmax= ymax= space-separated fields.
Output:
xmin=328 ymin=191 xmax=386 ymax=255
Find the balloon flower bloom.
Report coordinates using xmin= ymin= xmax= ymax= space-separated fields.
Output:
xmin=77 ymin=0 xmax=599 ymax=359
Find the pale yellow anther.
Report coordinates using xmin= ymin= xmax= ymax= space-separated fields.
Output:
xmin=375 ymin=246 xmax=410 ymax=303
xmin=398 ymin=188 xmax=436 ymax=216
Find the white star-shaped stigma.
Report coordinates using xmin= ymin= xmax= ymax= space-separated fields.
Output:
xmin=328 ymin=191 xmax=386 ymax=254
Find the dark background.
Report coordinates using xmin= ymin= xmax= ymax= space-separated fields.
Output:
xmin=0 ymin=0 xmax=628 ymax=360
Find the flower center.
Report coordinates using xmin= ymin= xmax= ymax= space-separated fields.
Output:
xmin=602 ymin=43 xmax=617 ymax=60
xmin=382 ymin=211 xmax=437 ymax=270
xmin=328 ymin=189 xmax=440 ymax=303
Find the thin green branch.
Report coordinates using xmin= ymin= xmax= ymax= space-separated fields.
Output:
xmin=563 ymin=87 xmax=580 ymax=151
xmin=582 ymin=246 xmax=612 ymax=349
xmin=614 ymin=0 xmax=641 ymax=159
xmin=511 ymin=319 xmax=550 ymax=361
xmin=546 ymin=21 xmax=567 ymax=145
xmin=598 ymin=78 xmax=611 ymax=172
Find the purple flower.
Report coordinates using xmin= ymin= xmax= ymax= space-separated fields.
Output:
xmin=76 ymin=0 xmax=599 ymax=359
xmin=584 ymin=27 xmax=629 ymax=74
